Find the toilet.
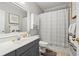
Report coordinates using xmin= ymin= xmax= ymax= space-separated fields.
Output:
xmin=39 ymin=41 xmax=48 ymax=47
xmin=39 ymin=41 xmax=49 ymax=54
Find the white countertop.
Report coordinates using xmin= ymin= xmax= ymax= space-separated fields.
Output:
xmin=0 ymin=35 xmax=39 ymax=56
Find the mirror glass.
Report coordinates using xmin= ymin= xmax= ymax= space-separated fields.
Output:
xmin=0 ymin=2 xmax=27 ymax=34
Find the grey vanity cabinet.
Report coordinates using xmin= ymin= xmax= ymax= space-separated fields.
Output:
xmin=4 ymin=39 xmax=39 ymax=56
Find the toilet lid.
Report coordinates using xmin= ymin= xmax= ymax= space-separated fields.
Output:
xmin=39 ymin=41 xmax=48 ymax=45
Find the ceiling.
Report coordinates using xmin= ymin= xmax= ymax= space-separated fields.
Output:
xmin=35 ymin=2 xmax=70 ymax=12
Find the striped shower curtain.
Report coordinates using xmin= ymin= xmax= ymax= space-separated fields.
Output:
xmin=39 ymin=8 xmax=68 ymax=48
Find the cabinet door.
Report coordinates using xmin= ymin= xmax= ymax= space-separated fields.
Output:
xmin=20 ymin=48 xmax=32 ymax=56
xmin=34 ymin=43 xmax=39 ymax=56
xmin=4 ymin=51 xmax=15 ymax=56
xmin=16 ymin=39 xmax=39 ymax=56
xmin=21 ymin=44 xmax=39 ymax=56
xmin=21 ymin=46 xmax=37 ymax=56
xmin=30 ymin=43 xmax=39 ymax=56
xmin=16 ymin=41 xmax=35 ymax=56
xmin=20 ymin=39 xmax=39 ymax=56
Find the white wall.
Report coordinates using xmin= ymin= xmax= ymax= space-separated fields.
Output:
xmin=76 ymin=2 xmax=79 ymax=37
xmin=25 ymin=2 xmax=43 ymax=14
xmin=0 ymin=2 xmax=27 ymax=33
xmin=70 ymin=2 xmax=76 ymax=24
